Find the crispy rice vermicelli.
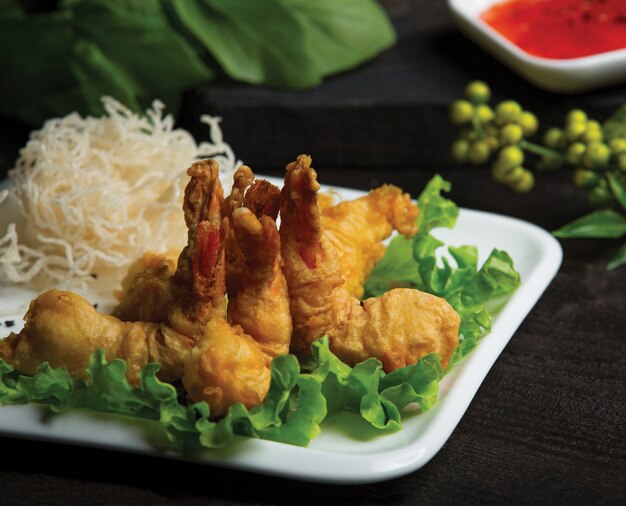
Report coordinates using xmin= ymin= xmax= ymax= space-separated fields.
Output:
xmin=0 ymin=97 xmax=240 ymax=285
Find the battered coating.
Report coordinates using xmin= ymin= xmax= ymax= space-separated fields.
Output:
xmin=112 ymin=250 xmax=178 ymax=323
xmin=182 ymin=176 xmax=292 ymax=416
xmin=279 ymin=155 xmax=459 ymax=370
xmin=0 ymin=289 xmax=192 ymax=384
xmin=321 ymin=184 xmax=419 ymax=299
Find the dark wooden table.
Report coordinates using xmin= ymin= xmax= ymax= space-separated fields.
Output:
xmin=1 ymin=1 xmax=625 ymax=505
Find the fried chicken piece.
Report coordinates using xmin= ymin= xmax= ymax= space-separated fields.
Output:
xmin=321 ymin=185 xmax=419 ymax=299
xmin=279 ymin=155 xmax=459 ymax=370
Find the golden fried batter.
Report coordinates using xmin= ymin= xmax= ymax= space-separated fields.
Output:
xmin=112 ymin=250 xmax=178 ymax=323
xmin=0 ymin=289 xmax=193 ymax=384
xmin=182 ymin=179 xmax=292 ymax=416
xmin=279 ymin=155 xmax=459 ymax=370
xmin=321 ymin=185 xmax=419 ymax=299
xmin=1 ymin=155 xmax=460 ymax=420
xmin=0 ymin=160 xmax=292 ymax=417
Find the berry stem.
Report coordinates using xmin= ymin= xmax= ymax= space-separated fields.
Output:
xmin=471 ymin=115 xmax=486 ymax=140
xmin=520 ymin=140 xmax=566 ymax=162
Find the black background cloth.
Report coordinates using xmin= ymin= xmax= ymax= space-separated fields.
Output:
xmin=0 ymin=1 xmax=625 ymax=504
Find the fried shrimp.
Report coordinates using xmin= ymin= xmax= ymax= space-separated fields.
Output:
xmin=0 ymin=289 xmax=193 ymax=384
xmin=321 ymin=184 xmax=419 ymax=299
xmin=0 ymin=160 xmax=229 ymax=385
xmin=113 ymin=164 xmax=281 ymax=323
xmin=182 ymin=171 xmax=291 ymax=417
xmin=223 ymin=166 xmax=281 ymax=299
xmin=279 ymin=155 xmax=459 ymax=371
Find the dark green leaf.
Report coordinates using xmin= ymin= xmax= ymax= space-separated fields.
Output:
xmin=169 ymin=0 xmax=320 ymax=89
xmin=553 ymin=210 xmax=626 ymax=238
xmin=71 ymin=0 xmax=212 ymax=112
xmin=607 ymin=172 xmax=626 ymax=213
xmin=603 ymin=104 xmax=626 ymax=141
xmin=0 ymin=11 xmax=75 ymax=124
xmin=0 ymin=0 xmax=23 ymax=17
xmin=0 ymin=0 xmax=212 ymax=125
xmin=278 ymin=0 xmax=396 ymax=77
xmin=607 ymin=240 xmax=626 ymax=270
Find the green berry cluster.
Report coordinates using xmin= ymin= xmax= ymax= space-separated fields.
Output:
xmin=449 ymin=81 xmax=537 ymax=193
xmin=449 ymin=81 xmax=626 ymax=208
xmin=542 ymin=109 xmax=626 ymax=207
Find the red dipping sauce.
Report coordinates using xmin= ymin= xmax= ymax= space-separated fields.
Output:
xmin=481 ymin=0 xmax=626 ymax=59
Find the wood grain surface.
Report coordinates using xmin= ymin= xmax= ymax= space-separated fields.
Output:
xmin=0 ymin=1 xmax=624 ymax=505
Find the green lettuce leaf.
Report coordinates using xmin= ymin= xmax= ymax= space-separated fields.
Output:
xmin=0 ymin=336 xmax=447 ymax=449
xmin=365 ymin=175 xmax=521 ymax=367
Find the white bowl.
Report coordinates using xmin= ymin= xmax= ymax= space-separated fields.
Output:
xmin=448 ymin=0 xmax=626 ymax=93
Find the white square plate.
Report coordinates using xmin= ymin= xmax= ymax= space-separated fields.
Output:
xmin=448 ymin=0 xmax=626 ymax=93
xmin=0 ymin=181 xmax=562 ymax=484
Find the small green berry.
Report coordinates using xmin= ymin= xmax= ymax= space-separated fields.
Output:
xmin=518 ymin=111 xmax=539 ymax=137
xmin=495 ymin=100 xmax=523 ymax=124
xmin=497 ymin=145 xmax=525 ymax=169
xmin=474 ymin=104 xmax=495 ymax=123
xmin=491 ymin=162 xmax=509 ymax=183
xmin=485 ymin=136 xmax=500 ymax=151
xmin=543 ymin=128 xmax=564 ymax=149
xmin=580 ymin=123 xmax=603 ymax=143
xmin=502 ymin=166 xmax=526 ymax=185
xmin=566 ymin=142 xmax=587 ymax=165
xmin=499 ymin=123 xmax=524 ymax=145
xmin=582 ymin=141 xmax=611 ymax=169
xmin=586 ymin=119 xmax=602 ymax=131
xmin=459 ymin=127 xmax=477 ymax=141
xmin=467 ymin=140 xmax=491 ymax=165
xmin=512 ymin=170 xmax=535 ymax=193
xmin=451 ymin=139 xmax=470 ymax=163
xmin=449 ymin=100 xmax=474 ymax=125
xmin=565 ymin=120 xmax=587 ymax=142
xmin=587 ymin=184 xmax=614 ymax=208
xmin=573 ymin=168 xmax=599 ymax=189
xmin=609 ymin=138 xmax=626 ymax=154
xmin=464 ymin=81 xmax=491 ymax=104
xmin=566 ymin=109 xmax=588 ymax=125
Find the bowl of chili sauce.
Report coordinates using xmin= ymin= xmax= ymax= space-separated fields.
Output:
xmin=448 ymin=0 xmax=626 ymax=92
